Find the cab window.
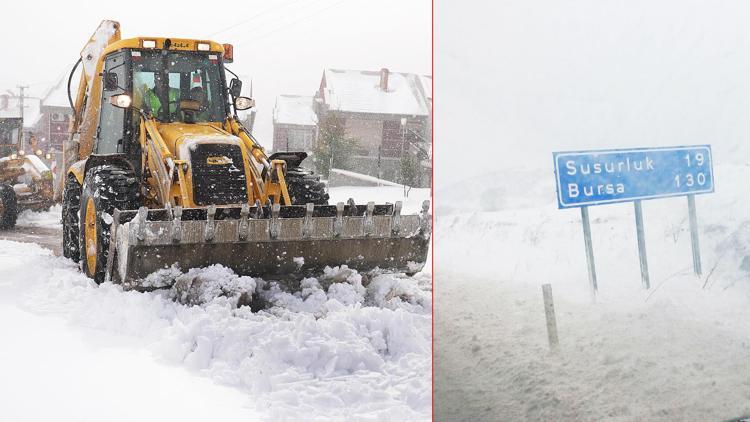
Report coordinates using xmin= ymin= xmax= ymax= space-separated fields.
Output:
xmin=96 ymin=52 xmax=127 ymax=154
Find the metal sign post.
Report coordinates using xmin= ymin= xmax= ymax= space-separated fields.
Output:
xmin=580 ymin=206 xmax=598 ymax=298
xmin=633 ymin=200 xmax=650 ymax=289
xmin=553 ymin=145 xmax=714 ymax=293
xmin=687 ymin=194 xmax=702 ymax=276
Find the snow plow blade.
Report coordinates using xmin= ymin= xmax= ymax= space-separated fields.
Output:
xmin=105 ymin=200 xmax=431 ymax=288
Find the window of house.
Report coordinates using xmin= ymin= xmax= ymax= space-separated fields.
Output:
xmin=284 ymin=128 xmax=314 ymax=151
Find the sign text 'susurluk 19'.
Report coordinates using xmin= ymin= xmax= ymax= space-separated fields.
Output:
xmin=553 ymin=146 xmax=714 ymax=208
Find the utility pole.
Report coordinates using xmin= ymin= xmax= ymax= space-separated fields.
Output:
xmin=17 ymin=85 xmax=28 ymax=120
xmin=17 ymin=85 xmax=28 ymax=151
xmin=400 ymin=117 xmax=409 ymax=196
xmin=377 ymin=145 xmax=382 ymax=186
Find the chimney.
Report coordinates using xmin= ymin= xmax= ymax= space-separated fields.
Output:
xmin=379 ymin=68 xmax=389 ymax=91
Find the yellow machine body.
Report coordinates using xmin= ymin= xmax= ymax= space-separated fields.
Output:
xmin=62 ymin=21 xmax=430 ymax=286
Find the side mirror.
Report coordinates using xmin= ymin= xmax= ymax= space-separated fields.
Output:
xmin=229 ymin=78 xmax=242 ymax=98
xmin=109 ymin=94 xmax=132 ymax=109
xmin=104 ymin=72 xmax=119 ymax=91
xmin=234 ymin=96 xmax=255 ymax=110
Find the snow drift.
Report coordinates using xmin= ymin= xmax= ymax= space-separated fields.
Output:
xmin=0 ymin=238 xmax=431 ymax=421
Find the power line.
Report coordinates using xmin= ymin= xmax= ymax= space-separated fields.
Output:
xmin=235 ymin=0 xmax=352 ymax=47
xmin=206 ymin=0 xmax=311 ymax=38
xmin=5 ymin=63 xmax=72 ymax=99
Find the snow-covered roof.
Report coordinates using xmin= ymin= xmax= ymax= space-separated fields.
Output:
xmin=320 ymin=69 xmax=431 ymax=117
xmin=273 ymin=95 xmax=317 ymax=126
xmin=417 ymin=75 xmax=432 ymax=101
xmin=42 ymin=74 xmax=77 ymax=109
xmin=0 ymin=94 xmax=42 ymax=128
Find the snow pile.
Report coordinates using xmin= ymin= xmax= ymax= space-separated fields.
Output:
xmin=156 ymin=264 xmax=258 ymax=307
xmin=436 ymin=163 xmax=750 ymax=421
xmin=0 ymin=241 xmax=431 ymax=421
xmin=329 ymin=168 xmax=405 ymax=188
xmin=16 ymin=204 xmax=62 ymax=228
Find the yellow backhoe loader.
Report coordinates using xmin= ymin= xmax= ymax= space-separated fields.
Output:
xmin=61 ymin=21 xmax=430 ymax=287
xmin=0 ymin=117 xmax=55 ymax=228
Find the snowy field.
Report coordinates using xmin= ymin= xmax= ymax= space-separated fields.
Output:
xmin=435 ymin=164 xmax=750 ymax=421
xmin=0 ymin=186 xmax=432 ymax=421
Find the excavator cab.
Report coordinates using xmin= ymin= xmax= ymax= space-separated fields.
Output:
xmin=123 ymin=50 xmax=225 ymax=123
xmin=96 ymin=47 xmax=239 ymax=161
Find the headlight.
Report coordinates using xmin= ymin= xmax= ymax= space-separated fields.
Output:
xmin=45 ymin=153 xmax=52 ymax=160
xmin=18 ymin=150 xmax=25 ymax=156
xmin=234 ymin=96 xmax=255 ymax=110
xmin=35 ymin=149 xmax=42 ymax=156
xmin=109 ymin=94 xmax=132 ymax=109
xmin=10 ymin=153 xmax=17 ymax=159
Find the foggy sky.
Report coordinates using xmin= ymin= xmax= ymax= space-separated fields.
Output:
xmin=0 ymin=0 xmax=430 ymax=153
xmin=437 ymin=0 xmax=750 ymax=188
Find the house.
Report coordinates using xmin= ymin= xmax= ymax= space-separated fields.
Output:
xmin=272 ymin=95 xmax=317 ymax=153
xmin=35 ymin=75 xmax=75 ymax=154
xmin=313 ymin=68 xmax=431 ymax=186
xmin=0 ymin=76 xmax=74 ymax=156
xmin=0 ymin=77 xmax=75 ymax=178
xmin=0 ymin=91 xmax=42 ymax=148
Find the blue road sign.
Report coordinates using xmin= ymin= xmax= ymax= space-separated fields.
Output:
xmin=553 ymin=145 xmax=714 ymax=208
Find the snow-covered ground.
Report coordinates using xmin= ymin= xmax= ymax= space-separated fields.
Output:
xmin=16 ymin=204 xmax=62 ymax=229
xmin=435 ymin=163 xmax=750 ymax=421
xmin=0 ymin=186 xmax=432 ymax=421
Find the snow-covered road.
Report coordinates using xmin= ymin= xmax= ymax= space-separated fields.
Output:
xmin=0 ymin=186 xmax=432 ymax=421
xmin=435 ymin=164 xmax=750 ymax=421
xmin=435 ymin=270 xmax=750 ymax=421
xmin=0 ymin=204 xmax=63 ymax=254
xmin=0 ymin=305 xmax=261 ymax=421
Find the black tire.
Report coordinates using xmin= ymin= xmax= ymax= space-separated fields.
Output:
xmin=0 ymin=184 xmax=17 ymax=230
xmin=79 ymin=165 xmax=139 ymax=283
xmin=285 ymin=166 xmax=329 ymax=205
xmin=62 ymin=176 xmax=82 ymax=262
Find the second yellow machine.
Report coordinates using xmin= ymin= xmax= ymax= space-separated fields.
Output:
xmin=61 ymin=21 xmax=430 ymax=287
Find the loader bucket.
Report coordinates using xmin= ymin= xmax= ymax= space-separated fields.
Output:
xmin=105 ymin=200 xmax=431 ymax=288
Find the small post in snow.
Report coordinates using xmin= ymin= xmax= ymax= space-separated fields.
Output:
xmin=580 ymin=206 xmax=598 ymax=299
xmin=687 ymin=194 xmax=702 ymax=276
xmin=633 ymin=200 xmax=650 ymax=289
xmin=542 ymin=284 xmax=559 ymax=352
